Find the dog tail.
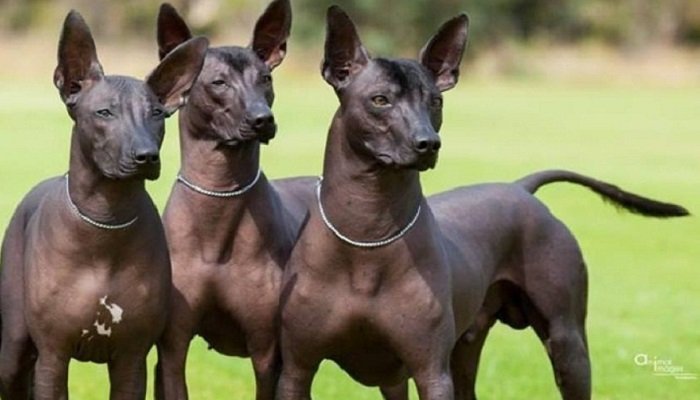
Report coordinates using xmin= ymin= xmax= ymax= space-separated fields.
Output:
xmin=515 ymin=169 xmax=690 ymax=218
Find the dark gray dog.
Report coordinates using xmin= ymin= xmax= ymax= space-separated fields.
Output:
xmin=0 ymin=11 xmax=207 ymax=399
xmin=276 ymin=6 xmax=688 ymax=400
xmin=153 ymin=1 xmax=315 ymax=399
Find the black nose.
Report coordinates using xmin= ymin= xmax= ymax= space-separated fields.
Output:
xmin=134 ymin=150 xmax=160 ymax=165
xmin=250 ymin=112 xmax=275 ymax=131
xmin=414 ymin=136 xmax=441 ymax=154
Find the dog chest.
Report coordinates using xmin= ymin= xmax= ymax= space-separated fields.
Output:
xmin=73 ymin=295 xmax=127 ymax=362
xmin=26 ymin=258 xmax=168 ymax=361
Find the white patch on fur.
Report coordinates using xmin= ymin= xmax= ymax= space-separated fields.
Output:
xmin=100 ymin=296 xmax=124 ymax=323
xmin=94 ymin=320 xmax=112 ymax=337
xmin=81 ymin=296 xmax=125 ymax=338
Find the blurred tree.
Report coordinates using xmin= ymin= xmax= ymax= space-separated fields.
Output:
xmin=3 ymin=0 xmax=50 ymax=32
xmin=0 ymin=0 xmax=697 ymax=51
xmin=680 ymin=0 xmax=700 ymax=43
xmin=296 ymin=0 xmax=467 ymax=55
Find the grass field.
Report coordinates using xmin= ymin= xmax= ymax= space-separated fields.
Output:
xmin=0 ymin=70 xmax=698 ymax=399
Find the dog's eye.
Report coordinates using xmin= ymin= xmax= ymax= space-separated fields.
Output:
xmin=211 ymin=79 xmax=226 ymax=86
xmin=371 ymin=95 xmax=390 ymax=107
xmin=95 ymin=109 xmax=113 ymax=118
xmin=152 ymin=108 xmax=165 ymax=118
xmin=261 ymin=74 xmax=272 ymax=84
xmin=431 ymin=96 xmax=443 ymax=108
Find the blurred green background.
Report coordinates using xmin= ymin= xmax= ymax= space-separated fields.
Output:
xmin=0 ymin=0 xmax=698 ymax=399
xmin=3 ymin=0 xmax=700 ymax=53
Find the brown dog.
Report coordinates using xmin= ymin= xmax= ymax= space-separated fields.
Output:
xmin=153 ymin=1 xmax=315 ymax=399
xmin=276 ymin=6 xmax=688 ymax=400
xmin=0 ymin=11 xmax=207 ymax=399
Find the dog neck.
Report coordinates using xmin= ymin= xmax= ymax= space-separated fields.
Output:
xmin=67 ymin=129 xmax=146 ymax=225
xmin=178 ymin=111 xmax=262 ymax=194
xmin=320 ymin=114 xmax=424 ymax=242
xmin=171 ymin=108 xmax=292 ymax=266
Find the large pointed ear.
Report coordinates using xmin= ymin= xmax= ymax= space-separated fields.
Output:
xmin=157 ymin=3 xmax=193 ymax=60
xmin=250 ymin=0 xmax=292 ymax=69
xmin=321 ymin=6 xmax=370 ymax=91
xmin=53 ymin=10 xmax=104 ymax=107
xmin=147 ymin=37 xmax=209 ymax=116
xmin=419 ymin=14 xmax=469 ymax=92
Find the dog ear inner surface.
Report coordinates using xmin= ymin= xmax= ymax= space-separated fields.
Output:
xmin=147 ymin=37 xmax=209 ymax=115
xmin=321 ymin=5 xmax=371 ymax=90
xmin=419 ymin=14 xmax=469 ymax=92
xmin=54 ymin=10 xmax=104 ymax=108
xmin=157 ymin=3 xmax=194 ymax=60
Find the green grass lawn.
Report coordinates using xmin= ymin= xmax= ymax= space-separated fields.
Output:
xmin=0 ymin=72 xmax=698 ymax=399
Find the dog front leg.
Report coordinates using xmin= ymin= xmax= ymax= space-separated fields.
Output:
xmin=380 ymin=380 xmax=409 ymax=400
xmin=33 ymin=352 xmax=69 ymax=400
xmin=108 ymin=353 xmax=147 ymax=400
xmin=154 ymin=335 xmax=191 ymax=400
xmin=0 ymin=329 xmax=36 ymax=399
xmin=275 ymin=360 xmax=317 ymax=400
xmin=413 ymin=368 xmax=454 ymax=400
xmin=251 ymin=345 xmax=281 ymax=400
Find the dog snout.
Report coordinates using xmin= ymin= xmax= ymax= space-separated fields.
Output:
xmin=244 ymin=103 xmax=276 ymax=143
xmin=133 ymin=148 xmax=160 ymax=165
xmin=246 ymin=104 xmax=276 ymax=134
xmin=413 ymin=133 xmax=441 ymax=154
xmin=251 ymin=112 xmax=275 ymax=131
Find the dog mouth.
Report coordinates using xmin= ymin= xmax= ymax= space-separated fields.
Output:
xmin=412 ymin=159 xmax=437 ymax=171
xmin=107 ymin=163 xmax=160 ymax=181
xmin=377 ymin=154 xmax=395 ymax=167
xmin=376 ymin=153 xmax=437 ymax=171
xmin=218 ymin=131 xmax=254 ymax=147
xmin=218 ymin=124 xmax=277 ymax=147
xmin=219 ymin=138 xmax=243 ymax=147
xmin=414 ymin=153 xmax=438 ymax=171
xmin=410 ymin=155 xmax=438 ymax=171
xmin=255 ymin=123 xmax=277 ymax=144
xmin=140 ymin=165 xmax=161 ymax=180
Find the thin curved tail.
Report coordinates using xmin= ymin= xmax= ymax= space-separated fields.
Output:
xmin=516 ymin=169 xmax=690 ymax=218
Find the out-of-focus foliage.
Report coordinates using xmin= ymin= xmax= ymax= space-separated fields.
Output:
xmin=1 ymin=0 xmax=699 ymax=53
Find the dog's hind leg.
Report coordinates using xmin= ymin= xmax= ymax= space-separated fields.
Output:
xmin=380 ymin=380 xmax=408 ymax=400
xmin=541 ymin=319 xmax=590 ymax=400
xmin=522 ymin=248 xmax=591 ymax=399
xmin=528 ymin=305 xmax=590 ymax=400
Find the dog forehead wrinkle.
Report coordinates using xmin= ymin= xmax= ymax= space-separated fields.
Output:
xmin=211 ymin=46 xmax=256 ymax=75
xmin=101 ymin=76 xmax=152 ymax=105
xmin=373 ymin=58 xmax=429 ymax=96
xmin=105 ymin=75 xmax=143 ymax=91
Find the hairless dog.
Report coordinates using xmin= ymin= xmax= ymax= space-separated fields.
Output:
xmin=276 ymin=6 xmax=689 ymax=400
xmin=153 ymin=1 xmax=316 ymax=399
xmin=0 ymin=11 xmax=207 ymax=399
